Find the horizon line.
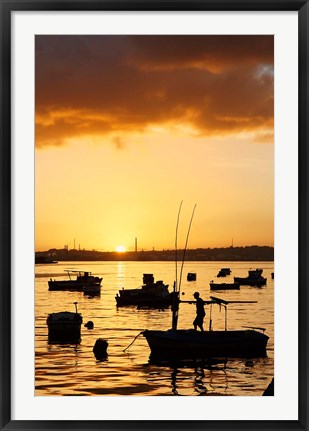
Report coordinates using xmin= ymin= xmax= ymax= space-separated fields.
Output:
xmin=36 ymin=244 xmax=274 ymax=253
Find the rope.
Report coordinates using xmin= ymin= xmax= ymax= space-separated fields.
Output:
xmin=123 ymin=331 xmax=144 ymax=352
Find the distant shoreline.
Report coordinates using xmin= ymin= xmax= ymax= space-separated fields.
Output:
xmin=35 ymin=246 xmax=274 ymax=263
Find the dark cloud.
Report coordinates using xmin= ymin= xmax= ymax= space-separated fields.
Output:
xmin=35 ymin=35 xmax=274 ymax=148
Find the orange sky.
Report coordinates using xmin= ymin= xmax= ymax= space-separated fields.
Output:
xmin=35 ymin=35 xmax=274 ymax=252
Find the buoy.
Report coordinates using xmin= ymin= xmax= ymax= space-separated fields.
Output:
xmin=84 ymin=321 xmax=94 ymax=329
xmin=93 ymin=338 xmax=108 ymax=360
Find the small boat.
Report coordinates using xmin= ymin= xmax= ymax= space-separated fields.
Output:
xmin=48 ymin=270 xmax=102 ymax=292
xmin=141 ymin=204 xmax=268 ymax=362
xmin=234 ymin=268 xmax=267 ymax=287
xmin=210 ymin=281 xmax=240 ymax=291
xmin=115 ymin=274 xmax=176 ymax=307
xmin=35 ymin=256 xmax=58 ymax=264
xmin=143 ymin=328 xmax=268 ymax=361
xmin=221 ymin=268 xmax=231 ymax=275
xmin=187 ymin=272 xmax=197 ymax=281
xmin=143 ymin=296 xmax=268 ymax=361
xmin=46 ymin=302 xmax=83 ymax=343
xmin=217 ymin=268 xmax=231 ymax=277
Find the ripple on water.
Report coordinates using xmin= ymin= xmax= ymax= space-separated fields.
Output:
xmin=35 ymin=261 xmax=274 ymax=396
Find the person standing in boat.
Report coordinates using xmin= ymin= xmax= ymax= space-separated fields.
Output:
xmin=193 ymin=292 xmax=205 ymax=331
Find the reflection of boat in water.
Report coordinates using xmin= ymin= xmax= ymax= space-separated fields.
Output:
xmin=46 ymin=302 xmax=83 ymax=343
xmin=187 ymin=272 xmax=197 ymax=281
xmin=160 ymin=362 xmax=228 ymax=395
xmin=83 ymin=283 xmax=101 ymax=295
xmin=48 ymin=270 xmax=102 ymax=292
xmin=210 ymin=281 xmax=240 ymax=291
xmin=234 ymin=269 xmax=267 ymax=287
xmin=143 ymin=297 xmax=268 ymax=361
xmin=115 ymin=274 xmax=177 ymax=307
xmin=217 ymin=268 xmax=231 ymax=277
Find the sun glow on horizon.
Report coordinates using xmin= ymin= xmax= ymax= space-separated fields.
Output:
xmin=35 ymin=35 xmax=274 ymax=252
xmin=116 ymin=245 xmax=126 ymax=253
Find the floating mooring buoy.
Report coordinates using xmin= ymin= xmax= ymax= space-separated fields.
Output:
xmin=93 ymin=338 xmax=108 ymax=360
xmin=84 ymin=321 xmax=94 ymax=329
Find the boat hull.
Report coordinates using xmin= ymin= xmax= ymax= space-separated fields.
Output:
xmin=234 ymin=277 xmax=266 ymax=287
xmin=210 ymin=283 xmax=240 ymax=291
xmin=48 ymin=278 xmax=102 ymax=292
xmin=143 ymin=329 xmax=269 ymax=361
xmin=217 ymin=268 xmax=231 ymax=277
xmin=115 ymin=291 xmax=176 ymax=307
xmin=115 ymin=282 xmax=176 ymax=307
xmin=48 ymin=280 xmax=85 ymax=291
xmin=47 ymin=312 xmax=83 ymax=343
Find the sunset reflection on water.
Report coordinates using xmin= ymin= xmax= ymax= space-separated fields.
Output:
xmin=35 ymin=260 xmax=274 ymax=396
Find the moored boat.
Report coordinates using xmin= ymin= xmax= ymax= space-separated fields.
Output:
xmin=187 ymin=272 xmax=197 ymax=281
xmin=217 ymin=268 xmax=231 ymax=277
xmin=141 ymin=204 xmax=269 ymax=362
xmin=143 ymin=296 xmax=268 ymax=361
xmin=143 ymin=327 xmax=268 ymax=361
xmin=35 ymin=256 xmax=58 ymax=264
xmin=234 ymin=268 xmax=266 ymax=287
xmin=48 ymin=270 xmax=102 ymax=292
xmin=210 ymin=281 xmax=240 ymax=290
xmin=115 ymin=274 xmax=176 ymax=307
xmin=46 ymin=302 xmax=83 ymax=343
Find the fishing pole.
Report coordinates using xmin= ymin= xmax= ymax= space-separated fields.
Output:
xmin=178 ymin=203 xmax=197 ymax=298
xmin=175 ymin=201 xmax=183 ymax=294
xmin=172 ymin=201 xmax=183 ymax=331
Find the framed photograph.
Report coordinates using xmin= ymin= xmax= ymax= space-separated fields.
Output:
xmin=1 ymin=1 xmax=308 ymax=430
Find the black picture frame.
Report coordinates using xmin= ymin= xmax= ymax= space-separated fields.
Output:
xmin=1 ymin=1 xmax=308 ymax=430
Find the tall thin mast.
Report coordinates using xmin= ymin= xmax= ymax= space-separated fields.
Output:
xmin=172 ymin=201 xmax=183 ymax=331
xmin=172 ymin=203 xmax=196 ymax=331
xmin=175 ymin=201 xmax=183 ymax=293
xmin=178 ymin=204 xmax=197 ymax=298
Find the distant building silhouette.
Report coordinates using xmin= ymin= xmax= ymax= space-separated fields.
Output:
xmin=35 ymin=246 xmax=274 ymax=262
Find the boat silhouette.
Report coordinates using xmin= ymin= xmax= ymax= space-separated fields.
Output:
xmin=142 ymin=203 xmax=269 ymax=362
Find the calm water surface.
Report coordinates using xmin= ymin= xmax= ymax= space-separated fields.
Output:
xmin=35 ymin=261 xmax=274 ymax=396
